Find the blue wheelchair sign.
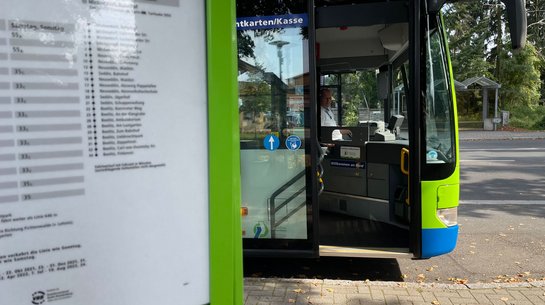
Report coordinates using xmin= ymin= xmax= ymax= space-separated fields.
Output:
xmin=285 ymin=135 xmax=302 ymax=151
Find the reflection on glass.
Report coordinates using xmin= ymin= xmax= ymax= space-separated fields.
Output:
xmin=236 ymin=4 xmax=309 ymax=241
xmin=425 ymin=26 xmax=455 ymax=164
xmin=238 ymin=27 xmax=306 ymax=142
xmin=392 ymin=62 xmax=410 ymax=139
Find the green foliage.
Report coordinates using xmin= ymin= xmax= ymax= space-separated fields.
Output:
xmin=341 ymin=71 xmax=378 ymax=126
xmin=507 ymin=104 xmax=545 ymax=130
xmin=499 ymin=44 xmax=543 ymax=109
xmin=239 ymin=73 xmax=271 ymax=120
xmin=443 ymin=2 xmax=494 ymax=80
xmin=444 ymin=1 xmax=545 ymax=129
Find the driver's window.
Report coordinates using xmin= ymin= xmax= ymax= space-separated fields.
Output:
xmin=424 ymin=26 xmax=455 ymax=164
xmin=391 ymin=61 xmax=409 ymax=139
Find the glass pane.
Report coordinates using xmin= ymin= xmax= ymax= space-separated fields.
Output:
xmin=425 ymin=28 xmax=455 ymax=164
xmin=392 ymin=62 xmax=410 ymax=139
xmin=237 ymin=1 xmax=309 ymax=240
xmin=340 ymin=71 xmax=379 ymax=127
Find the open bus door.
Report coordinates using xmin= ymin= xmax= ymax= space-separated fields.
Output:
xmin=237 ymin=0 xmax=526 ymax=259
xmin=315 ymin=1 xmax=424 ymax=258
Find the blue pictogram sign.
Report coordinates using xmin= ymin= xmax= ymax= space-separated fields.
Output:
xmin=263 ymin=134 xmax=280 ymax=151
xmin=285 ymin=135 xmax=302 ymax=151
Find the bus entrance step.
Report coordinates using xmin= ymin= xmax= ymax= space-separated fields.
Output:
xmin=319 ymin=245 xmax=412 ymax=258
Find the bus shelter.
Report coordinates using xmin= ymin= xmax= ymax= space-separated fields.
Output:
xmin=456 ymin=76 xmax=502 ymax=130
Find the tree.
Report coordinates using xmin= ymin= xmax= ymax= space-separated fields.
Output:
xmin=499 ymin=43 xmax=543 ymax=109
xmin=526 ymin=0 xmax=545 ymax=100
xmin=341 ymin=71 xmax=378 ymax=126
xmin=443 ymin=2 xmax=494 ymax=80
xmin=444 ymin=0 xmax=544 ymax=128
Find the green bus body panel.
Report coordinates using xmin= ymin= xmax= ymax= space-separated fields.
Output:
xmin=421 ymin=13 xmax=460 ymax=230
xmin=207 ymin=1 xmax=243 ymax=304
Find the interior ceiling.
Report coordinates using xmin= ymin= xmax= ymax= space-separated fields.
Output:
xmin=316 ymin=25 xmax=383 ymax=43
xmin=315 ymin=0 xmax=396 ymax=5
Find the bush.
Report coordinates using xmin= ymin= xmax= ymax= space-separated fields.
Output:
xmin=533 ymin=113 xmax=545 ymax=130
xmin=507 ymin=105 xmax=545 ymax=130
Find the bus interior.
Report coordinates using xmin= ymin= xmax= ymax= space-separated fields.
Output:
xmin=315 ymin=1 xmax=414 ymax=256
xmin=238 ymin=0 xmax=456 ymax=258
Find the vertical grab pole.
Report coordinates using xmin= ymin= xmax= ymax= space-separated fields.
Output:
xmin=400 ymin=148 xmax=410 ymax=205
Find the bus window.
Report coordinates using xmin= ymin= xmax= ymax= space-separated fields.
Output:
xmin=237 ymin=0 xmax=311 ymax=242
xmin=391 ymin=60 xmax=410 ymax=139
xmin=424 ymin=21 xmax=455 ymax=164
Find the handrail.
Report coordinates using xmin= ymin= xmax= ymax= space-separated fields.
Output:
xmin=269 ymin=169 xmax=306 ymax=238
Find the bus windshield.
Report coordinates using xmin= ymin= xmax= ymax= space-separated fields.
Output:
xmin=424 ymin=21 xmax=455 ymax=164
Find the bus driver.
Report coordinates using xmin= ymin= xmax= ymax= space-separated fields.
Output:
xmin=319 ymin=88 xmax=345 ymax=141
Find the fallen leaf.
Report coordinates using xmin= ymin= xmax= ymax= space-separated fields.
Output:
xmin=515 ymin=261 xmax=521 ymax=265
xmin=288 ymin=299 xmax=296 ymax=303
xmin=499 ymin=233 xmax=507 ymax=237
xmin=426 ymin=267 xmax=434 ymax=271
xmin=326 ymin=288 xmax=334 ymax=293
xmin=448 ymin=277 xmax=468 ymax=284
xmin=293 ymin=288 xmax=305 ymax=294
xmin=470 ymin=251 xmax=475 ymax=254
xmin=501 ymin=297 xmax=509 ymax=301
xmin=431 ymin=301 xmax=440 ymax=305
xmin=401 ymin=274 xmax=408 ymax=279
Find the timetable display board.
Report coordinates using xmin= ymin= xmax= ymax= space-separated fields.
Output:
xmin=0 ymin=1 xmax=209 ymax=304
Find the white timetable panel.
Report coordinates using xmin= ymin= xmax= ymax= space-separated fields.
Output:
xmin=0 ymin=1 xmax=209 ymax=304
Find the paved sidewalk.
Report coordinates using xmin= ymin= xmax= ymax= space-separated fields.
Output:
xmin=459 ymin=130 xmax=545 ymax=141
xmin=245 ymin=278 xmax=545 ymax=305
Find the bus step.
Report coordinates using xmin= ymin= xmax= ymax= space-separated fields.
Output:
xmin=319 ymin=245 xmax=412 ymax=258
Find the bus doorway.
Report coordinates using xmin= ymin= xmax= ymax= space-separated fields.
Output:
xmin=317 ymin=70 xmax=412 ymax=258
xmin=237 ymin=0 xmax=460 ymax=259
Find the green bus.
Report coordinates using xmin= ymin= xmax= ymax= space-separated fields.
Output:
xmin=234 ymin=0 xmax=526 ymax=259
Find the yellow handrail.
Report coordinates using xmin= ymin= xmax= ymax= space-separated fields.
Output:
xmin=400 ymin=148 xmax=409 ymax=205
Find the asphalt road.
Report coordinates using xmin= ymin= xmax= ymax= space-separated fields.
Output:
xmin=459 ymin=138 xmax=545 ymax=201
xmin=244 ymin=138 xmax=545 ymax=284
xmin=398 ymin=138 xmax=545 ymax=284
xmin=397 ymin=202 xmax=545 ymax=284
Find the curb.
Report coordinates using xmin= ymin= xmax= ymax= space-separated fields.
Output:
xmin=244 ymin=277 xmax=545 ymax=290
xmin=461 ymin=136 xmax=545 ymax=141
xmin=459 ymin=131 xmax=545 ymax=141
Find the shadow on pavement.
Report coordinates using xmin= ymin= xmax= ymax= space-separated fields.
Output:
xmin=244 ymin=256 xmax=404 ymax=281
